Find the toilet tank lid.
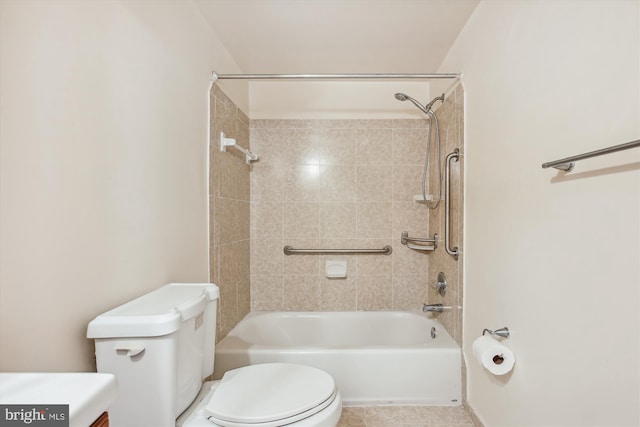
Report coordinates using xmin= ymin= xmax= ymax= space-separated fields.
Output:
xmin=87 ymin=283 xmax=219 ymax=339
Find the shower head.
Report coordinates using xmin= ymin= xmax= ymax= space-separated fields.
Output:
xmin=394 ymin=92 xmax=430 ymax=114
xmin=394 ymin=92 xmax=445 ymax=115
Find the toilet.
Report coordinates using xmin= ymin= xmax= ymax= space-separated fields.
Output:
xmin=87 ymin=283 xmax=342 ymax=427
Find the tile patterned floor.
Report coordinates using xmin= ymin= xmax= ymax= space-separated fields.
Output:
xmin=337 ymin=405 xmax=476 ymax=427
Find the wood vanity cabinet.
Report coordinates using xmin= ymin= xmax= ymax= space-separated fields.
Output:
xmin=90 ymin=412 xmax=109 ymax=427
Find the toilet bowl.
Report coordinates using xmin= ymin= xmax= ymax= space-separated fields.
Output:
xmin=87 ymin=283 xmax=342 ymax=427
xmin=178 ymin=364 xmax=342 ymax=427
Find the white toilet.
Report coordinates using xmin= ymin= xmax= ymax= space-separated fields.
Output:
xmin=87 ymin=283 xmax=342 ymax=427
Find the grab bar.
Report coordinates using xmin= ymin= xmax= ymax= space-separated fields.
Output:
xmin=445 ymin=149 xmax=460 ymax=260
xmin=400 ymin=231 xmax=437 ymax=251
xmin=283 ymin=246 xmax=392 ymax=255
xmin=541 ymin=139 xmax=640 ymax=172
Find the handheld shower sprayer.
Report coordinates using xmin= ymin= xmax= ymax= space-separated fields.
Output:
xmin=394 ymin=93 xmax=430 ymax=114
xmin=394 ymin=92 xmax=446 ymax=210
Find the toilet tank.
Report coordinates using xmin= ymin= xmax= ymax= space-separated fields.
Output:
xmin=87 ymin=283 xmax=219 ymax=427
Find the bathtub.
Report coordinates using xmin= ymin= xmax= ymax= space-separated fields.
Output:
xmin=213 ymin=311 xmax=461 ymax=405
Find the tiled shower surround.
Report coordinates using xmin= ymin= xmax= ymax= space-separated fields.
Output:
xmin=250 ymin=118 xmax=433 ymax=312
xmin=210 ymin=84 xmax=465 ymax=348
xmin=427 ymin=84 xmax=465 ymax=346
xmin=209 ymin=85 xmax=251 ymax=339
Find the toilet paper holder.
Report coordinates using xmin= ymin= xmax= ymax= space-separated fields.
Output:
xmin=482 ymin=327 xmax=510 ymax=339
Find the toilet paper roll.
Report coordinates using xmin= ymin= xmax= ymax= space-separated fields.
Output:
xmin=472 ymin=335 xmax=515 ymax=375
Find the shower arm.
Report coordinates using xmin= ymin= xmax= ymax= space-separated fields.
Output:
xmin=424 ymin=94 xmax=445 ymax=112
xmin=220 ymin=132 xmax=259 ymax=165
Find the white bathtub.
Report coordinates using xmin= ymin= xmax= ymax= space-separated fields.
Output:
xmin=213 ymin=311 xmax=461 ymax=405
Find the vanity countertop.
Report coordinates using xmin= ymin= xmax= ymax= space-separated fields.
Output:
xmin=0 ymin=373 xmax=117 ymax=427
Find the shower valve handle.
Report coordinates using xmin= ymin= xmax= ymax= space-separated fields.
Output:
xmin=430 ymin=272 xmax=447 ymax=296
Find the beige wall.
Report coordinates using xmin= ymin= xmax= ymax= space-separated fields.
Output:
xmin=249 ymin=81 xmax=431 ymax=120
xmin=440 ymin=1 xmax=639 ymax=426
xmin=0 ymin=0 xmax=245 ymax=371
xmin=209 ymin=85 xmax=251 ymax=339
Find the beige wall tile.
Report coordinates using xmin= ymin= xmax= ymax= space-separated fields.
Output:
xmin=217 ymin=155 xmax=237 ymax=199
xmin=355 ymin=238 xmax=393 ymax=275
xmin=356 ymin=202 xmax=392 ymax=238
xmin=356 ymin=128 xmax=392 ymax=165
xmin=250 ymin=164 xmax=285 ymax=201
xmin=237 ymin=163 xmax=251 ymax=201
xmin=214 ymin=95 xmax=237 ymax=141
xmin=311 ymin=128 xmax=357 ymax=165
xmin=283 ymin=238 xmax=320 ymax=275
xmin=284 ymin=275 xmax=320 ymax=311
xmin=235 ymin=200 xmax=250 ymax=241
xmin=392 ymin=118 xmax=429 ymax=129
xmin=319 ymin=165 xmax=356 ymax=201
xmin=218 ymin=283 xmax=237 ymax=338
xmin=251 ymin=274 xmax=283 ymax=311
xmin=392 ymin=275 xmax=428 ymax=310
xmin=357 ymin=275 xmax=392 ymax=310
xmin=236 ymin=118 xmax=250 ymax=151
xmin=237 ymin=275 xmax=251 ymax=321
xmin=219 ymin=242 xmax=243 ymax=288
xmin=250 ymin=201 xmax=283 ymax=239
xmin=249 ymin=128 xmax=283 ymax=165
xmin=320 ymin=202 xmax=357 ymax=239
xmin=209 ymin=244 xmax=219 ymax=284
xmin=393 ymin=235 xmax=430 ymax=275
xmin=392 ymin=201 xmax=430 ymax=238
xmin=282 ymin=119 xmax=313 ymax=129
xmin=283 ymin=202 xmax=319 ymax=239
xmin=214 ymin=197 xmax=237 ymax=245
xmin=283 ymin=164 xmax=321 ymax=202
xmin=392 ymin=128 xmax=430 ymax=165
xmin=392 ymin=165 xmax=426 ymax=201
xmin=320 ymin=277 xmax=356 ymax=311
xmin=250 ymin=238 xmax=283 ymax=274
xmin=356 ymin=166 xmax=392 ymax=201
xmin=250 ymin=119 xmax=283 ymax=129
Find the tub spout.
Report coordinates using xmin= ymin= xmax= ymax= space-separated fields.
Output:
xmin=423 ymin=303 xmax=446 ymax=313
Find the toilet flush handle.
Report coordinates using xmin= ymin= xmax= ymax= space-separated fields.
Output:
xmin=114 ymin=344 xmax=145 ymax=357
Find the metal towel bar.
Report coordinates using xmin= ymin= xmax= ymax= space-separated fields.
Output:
xmin=541 ymin=139 xmax=640 ymax=172
xmin=283 ymin=246 xmax=392 ymax=255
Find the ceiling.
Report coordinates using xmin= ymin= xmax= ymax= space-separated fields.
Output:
xmin=195 ymin=0 xmax=479 ymax=75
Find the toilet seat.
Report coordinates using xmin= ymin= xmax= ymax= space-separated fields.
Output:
xmin=203 ymin=363 xmax=337 ymax=427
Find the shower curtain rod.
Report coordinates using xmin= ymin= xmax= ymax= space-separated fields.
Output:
xmin=212 ymin=71 xmax=460 ymax=80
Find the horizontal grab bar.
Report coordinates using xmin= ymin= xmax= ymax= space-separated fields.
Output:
xmin=283 ymin=246 xmax=392 ymax=255
xmin=541 ymin=139 xmax=640 ymax=172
